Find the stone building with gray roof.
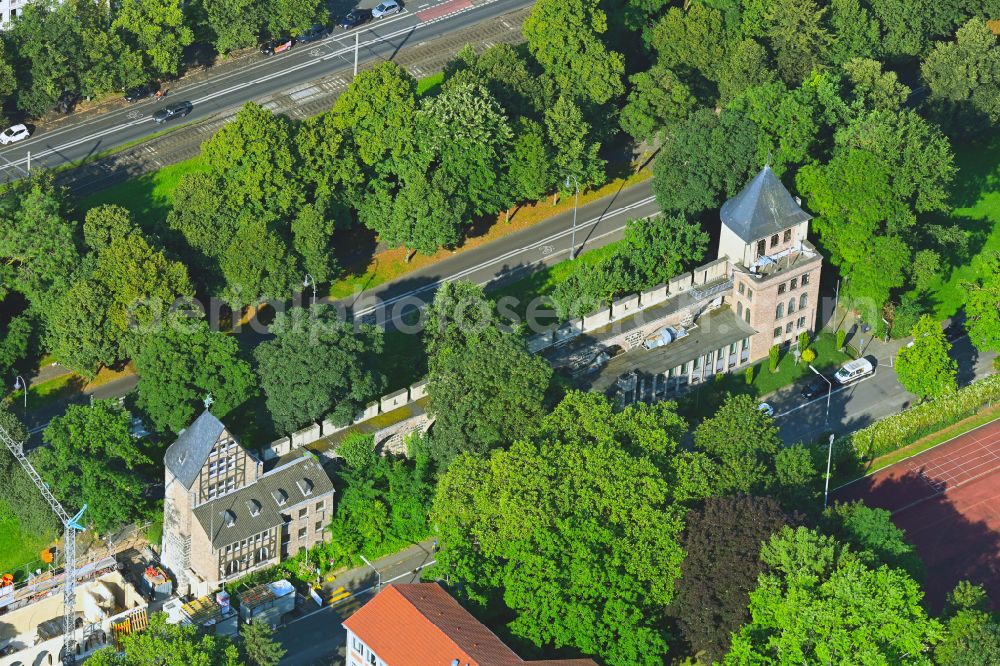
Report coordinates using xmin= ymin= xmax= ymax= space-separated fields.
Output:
xmin=161 ymin=410 xmax=335 ymax=596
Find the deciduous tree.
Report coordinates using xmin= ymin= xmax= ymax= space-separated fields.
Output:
xmin=670 ymin=495 xmax=795 ymax=663
xmin=254 ymin=306 xmax=384 ymax=434
xmin=36 ymin=400 xmax=150 ymax=533
xmin=134 ymin=317 xmax=255 ymax=432
xmin=922 ymin=18 xmax=1000 ymax=132
xmin=112 ymin=0 xmax=194 ymax=77
xmin=240 ymin=620 xmax=286 ymax=666
xmin=895 ymin=315 xmax=957 ymax=400
xmin=964 ymin=252 xmax=1000 ymax=354
xmin=619 ymin=65 xmax=695 ymax=141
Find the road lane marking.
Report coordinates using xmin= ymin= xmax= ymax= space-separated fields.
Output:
xmin=349 ymin=194 xmax=658 ymax=318
xmin=773 ymin=371 xmax=878 ymax=418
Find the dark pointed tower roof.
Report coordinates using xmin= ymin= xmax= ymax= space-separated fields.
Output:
xmin=164 ymin=410 xmax=226 ymax=489
xmin=720 ymin=166 xmax=811 ymax=243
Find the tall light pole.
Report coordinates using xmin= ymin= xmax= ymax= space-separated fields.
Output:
xmin=13 ymin=376 xmax=26 ymax=411
xmin=808 ymin=364 xmax=832 ymax=425
xmin=359 ymin=554 xmax=381 ymax=590
xmin=564 ymin=174 xmax=579 ymax=260
xmin=824 ymin=433 xmax=835 ymax=510
xmin=303 ymin=274 xmax=316 ymax=307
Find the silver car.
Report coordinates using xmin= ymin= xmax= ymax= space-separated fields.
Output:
xmin=372 ymin=0 xmax=401 ymax=18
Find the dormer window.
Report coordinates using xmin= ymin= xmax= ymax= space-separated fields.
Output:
xmin=297 ymin=478 xmax=314 ymax=496
xmin=247 ymin=499 xmax=262 ymax=517
xmin=223 ymin=510 xmax=236 ymax=527
xmin=273 ymin=489 xmax=288 ymax=505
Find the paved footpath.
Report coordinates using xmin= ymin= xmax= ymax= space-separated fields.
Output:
xmin=834 ymin=417 xmax=1000 ymax=610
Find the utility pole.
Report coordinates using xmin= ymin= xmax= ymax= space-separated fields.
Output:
xmin=824 ymin=433 xmax=835 ymax=510
xmin=564 ymin=175 xmax=579 ymax=259
xmin=808 ymin=364 xmax=833 ymax=425
xmin=0 ymin=424 xmax=86 ymax=665
xmin=354 ymin=33 xmax=359 ymax=78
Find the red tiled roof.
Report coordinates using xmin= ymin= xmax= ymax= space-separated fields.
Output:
xmin=341 ymin=583 xmax=598 ymax=666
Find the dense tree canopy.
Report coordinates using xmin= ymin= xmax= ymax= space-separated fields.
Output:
xmin=36 ymin=400 xmax=150 ymax=533
xmin=895 ymin=315 xmax=957 ymax=400
xmin=433 ymin=392 xmax=692 ymax=665
xmin=134 ymin=318 xmax=255 ymax=432
xmin=964 ymin=252 xmax=1000 ymax=354
xmin=254 ymin=306 xmax=384 ymax=434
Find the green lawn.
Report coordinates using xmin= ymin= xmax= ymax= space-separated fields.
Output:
xmin=914 ymin=133 xmax=1000 ymax=319
xmin=76 ymin=155 xmax=206 ymax=229
xmin=13 ymin=373 xmax=85 ymax=411
xmin=0 ymin=499 xmax=52 ymax=577
xmin=677 ymin=332 xmax=852 ymax=423
xmin=416 ymin=71 xmax=445 ymax=97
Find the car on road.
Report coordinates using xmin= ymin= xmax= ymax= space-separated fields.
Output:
xmin=125 ymin=83 xmax=157 ymax=102
xmin=758 ymin=402 xmax=775 ymax=417
xmin=297 ymin=24 xmax=330 ymax=42
xmin=152 ymin=101 xmax=193 ymax=123
xmin=801 ymin=376 xmax=829 ymax=400
xmin=0 ymin=124 xmax=30 ymax=145
xmin=372 ymin=0 xmax=401 ymax=18
xmin=339 ymin=8 xmax=373 ymax=28
xmin=260 ymin=37 xmax=294 ymax=55
xmin=833 ymin=358 xmax=874 ymax=385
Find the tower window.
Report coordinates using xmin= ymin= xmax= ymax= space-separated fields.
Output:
xmin=783 ymin=229 xmax=792 ymax=243
xmin=775 ymin=303 xmax=784 ymax=319
xmin=770 ymin=234 xmax=779 ymax=247
xmin=757 ymin=240 xmax=766 ymax=256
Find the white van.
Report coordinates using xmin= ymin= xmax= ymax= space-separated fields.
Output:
xmin=833 ymin=358 xmax=874 ymax=385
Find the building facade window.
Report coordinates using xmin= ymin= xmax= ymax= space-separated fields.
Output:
xmin=785 ymin=322 xmax=793 ymax=334
xmin=776 ymin=303 xmax=784 ymax=319
xmin=737 ymin=302 xmax=743 ymax=317
xmin=790 ymin=277 xmax=798 ymax=290
xmin=298 ymin=527 xmax=307 ymax=540
xmin=801 ymin=272 xmax=810 ymax=285
xmin=770 ymin=234 xmax=779 ymax=247
xmin=757 ymin=239 xmax=766 ymax=256
xmin=788 ymin=298 xmax=795 ymax=314
xmin=778 ymin=283 xmax=786 ymax=295
xmin=747 ymin=289 xmax=753 ymax=301
xmin=298 ymin=507 xmax=308 ymax=519
xmin=773 ymin=327 xmax=782 ymax=339
xmin=739 ymin=282 xmax=745 ymax=295
xmin=745 ymin=309 xmax=751 ymax=324
xmin=783 ymin=229 xmax=792 ymax=243
xmin=797 ymin=316 xmax=806 ymax=329
xmin=800 ymin=293 xmax=808 ymax=310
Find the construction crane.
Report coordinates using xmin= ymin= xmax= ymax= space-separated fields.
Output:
xmin=0 ymin=423 xmax=86 ymax=666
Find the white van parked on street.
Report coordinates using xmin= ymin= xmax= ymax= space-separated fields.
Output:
xmin=833 ymin=358 xmax=874 ymax=385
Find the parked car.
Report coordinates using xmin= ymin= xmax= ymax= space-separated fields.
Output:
xmin=801 ymin=376 xmax=829 ymax=400
xmin=372 ymin=0 xmax=401 ymax=18
xmin=297 ymin=24 xmax=330 ymax=42
xmin=833 ymin=358 xmax=874 ymax=385
xmin=339 ymin=8 xmax=373 ymax=28
xmin=758 ymin=402 xmax=775 ymax=417
xmin=0 ymin=124 xmax=30 ymax=145
xmin=125 ymin=83 xmax=157 ymax=102
xmin=260 ymin=37 xmax=294 ymax=55
xmin=152 ymin=101 xmax=193 ymax=123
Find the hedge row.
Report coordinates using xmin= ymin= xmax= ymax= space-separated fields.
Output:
xmin=843 ymin=373 xmax=1000 ymax=461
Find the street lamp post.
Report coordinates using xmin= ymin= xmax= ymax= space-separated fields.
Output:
xmin=824 ymin=433 xmax=835 ymax=510
xmin=564 ymin=175 xmax=579 ymax=260
xmin=303 ymin=274 xmax=316 ymax=307
xmin=13 ymin=375 xmax=26 ymax=411
xmin=359 ymin=554 xmax=381 ymax=590
xmin=808 ymin=364 xmax=833 ymax=425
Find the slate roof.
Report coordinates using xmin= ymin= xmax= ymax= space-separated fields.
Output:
xmin=193 ymin=453 xmax=334 ymax=550
xmin=343 ymin=583 xmax=598 ymax=666
xmin=164 ymin=410 xmax=226 ymax=489
xmin=720 ymin=166 xmax=812 ymax=243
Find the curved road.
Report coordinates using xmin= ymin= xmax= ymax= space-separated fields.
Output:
xmin=0 ymin=0 xmax=532 ymax=179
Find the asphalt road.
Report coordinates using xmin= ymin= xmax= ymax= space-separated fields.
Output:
xmin=274 ymin=541 xmax=438 ymax=665
xmin=0 ymin=0 xmax=533 ymax=180
xmin=770 ymin=334 xmax=997 ymax=445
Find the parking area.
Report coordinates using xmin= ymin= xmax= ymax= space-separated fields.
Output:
xmin=834 ymin=417 xmax=1000 ymax=610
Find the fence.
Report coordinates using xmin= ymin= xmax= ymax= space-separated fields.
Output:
xmin=262 ymin=259 xmax=734 ymax=460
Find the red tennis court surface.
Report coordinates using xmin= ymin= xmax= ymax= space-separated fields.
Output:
xmin=416 ymin=0 xmax=473 ymax=21
xmin=834 ymin=417 xmax=1000 ymax=611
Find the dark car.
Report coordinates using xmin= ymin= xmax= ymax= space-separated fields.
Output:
xmin=260 ymin=37 xmax=295 ymax=55
xmin=297 ymin=24 xmax=330 ymax=42
xmin=801 ymin=376 xmax=829 ymax=400
xmin=152 ymin=101 xmax=193 ymax=123
xmin=339 ymin=8 xmax=372 ymax=28
xmin=124 ymin=83 xmax=157 ymax=102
